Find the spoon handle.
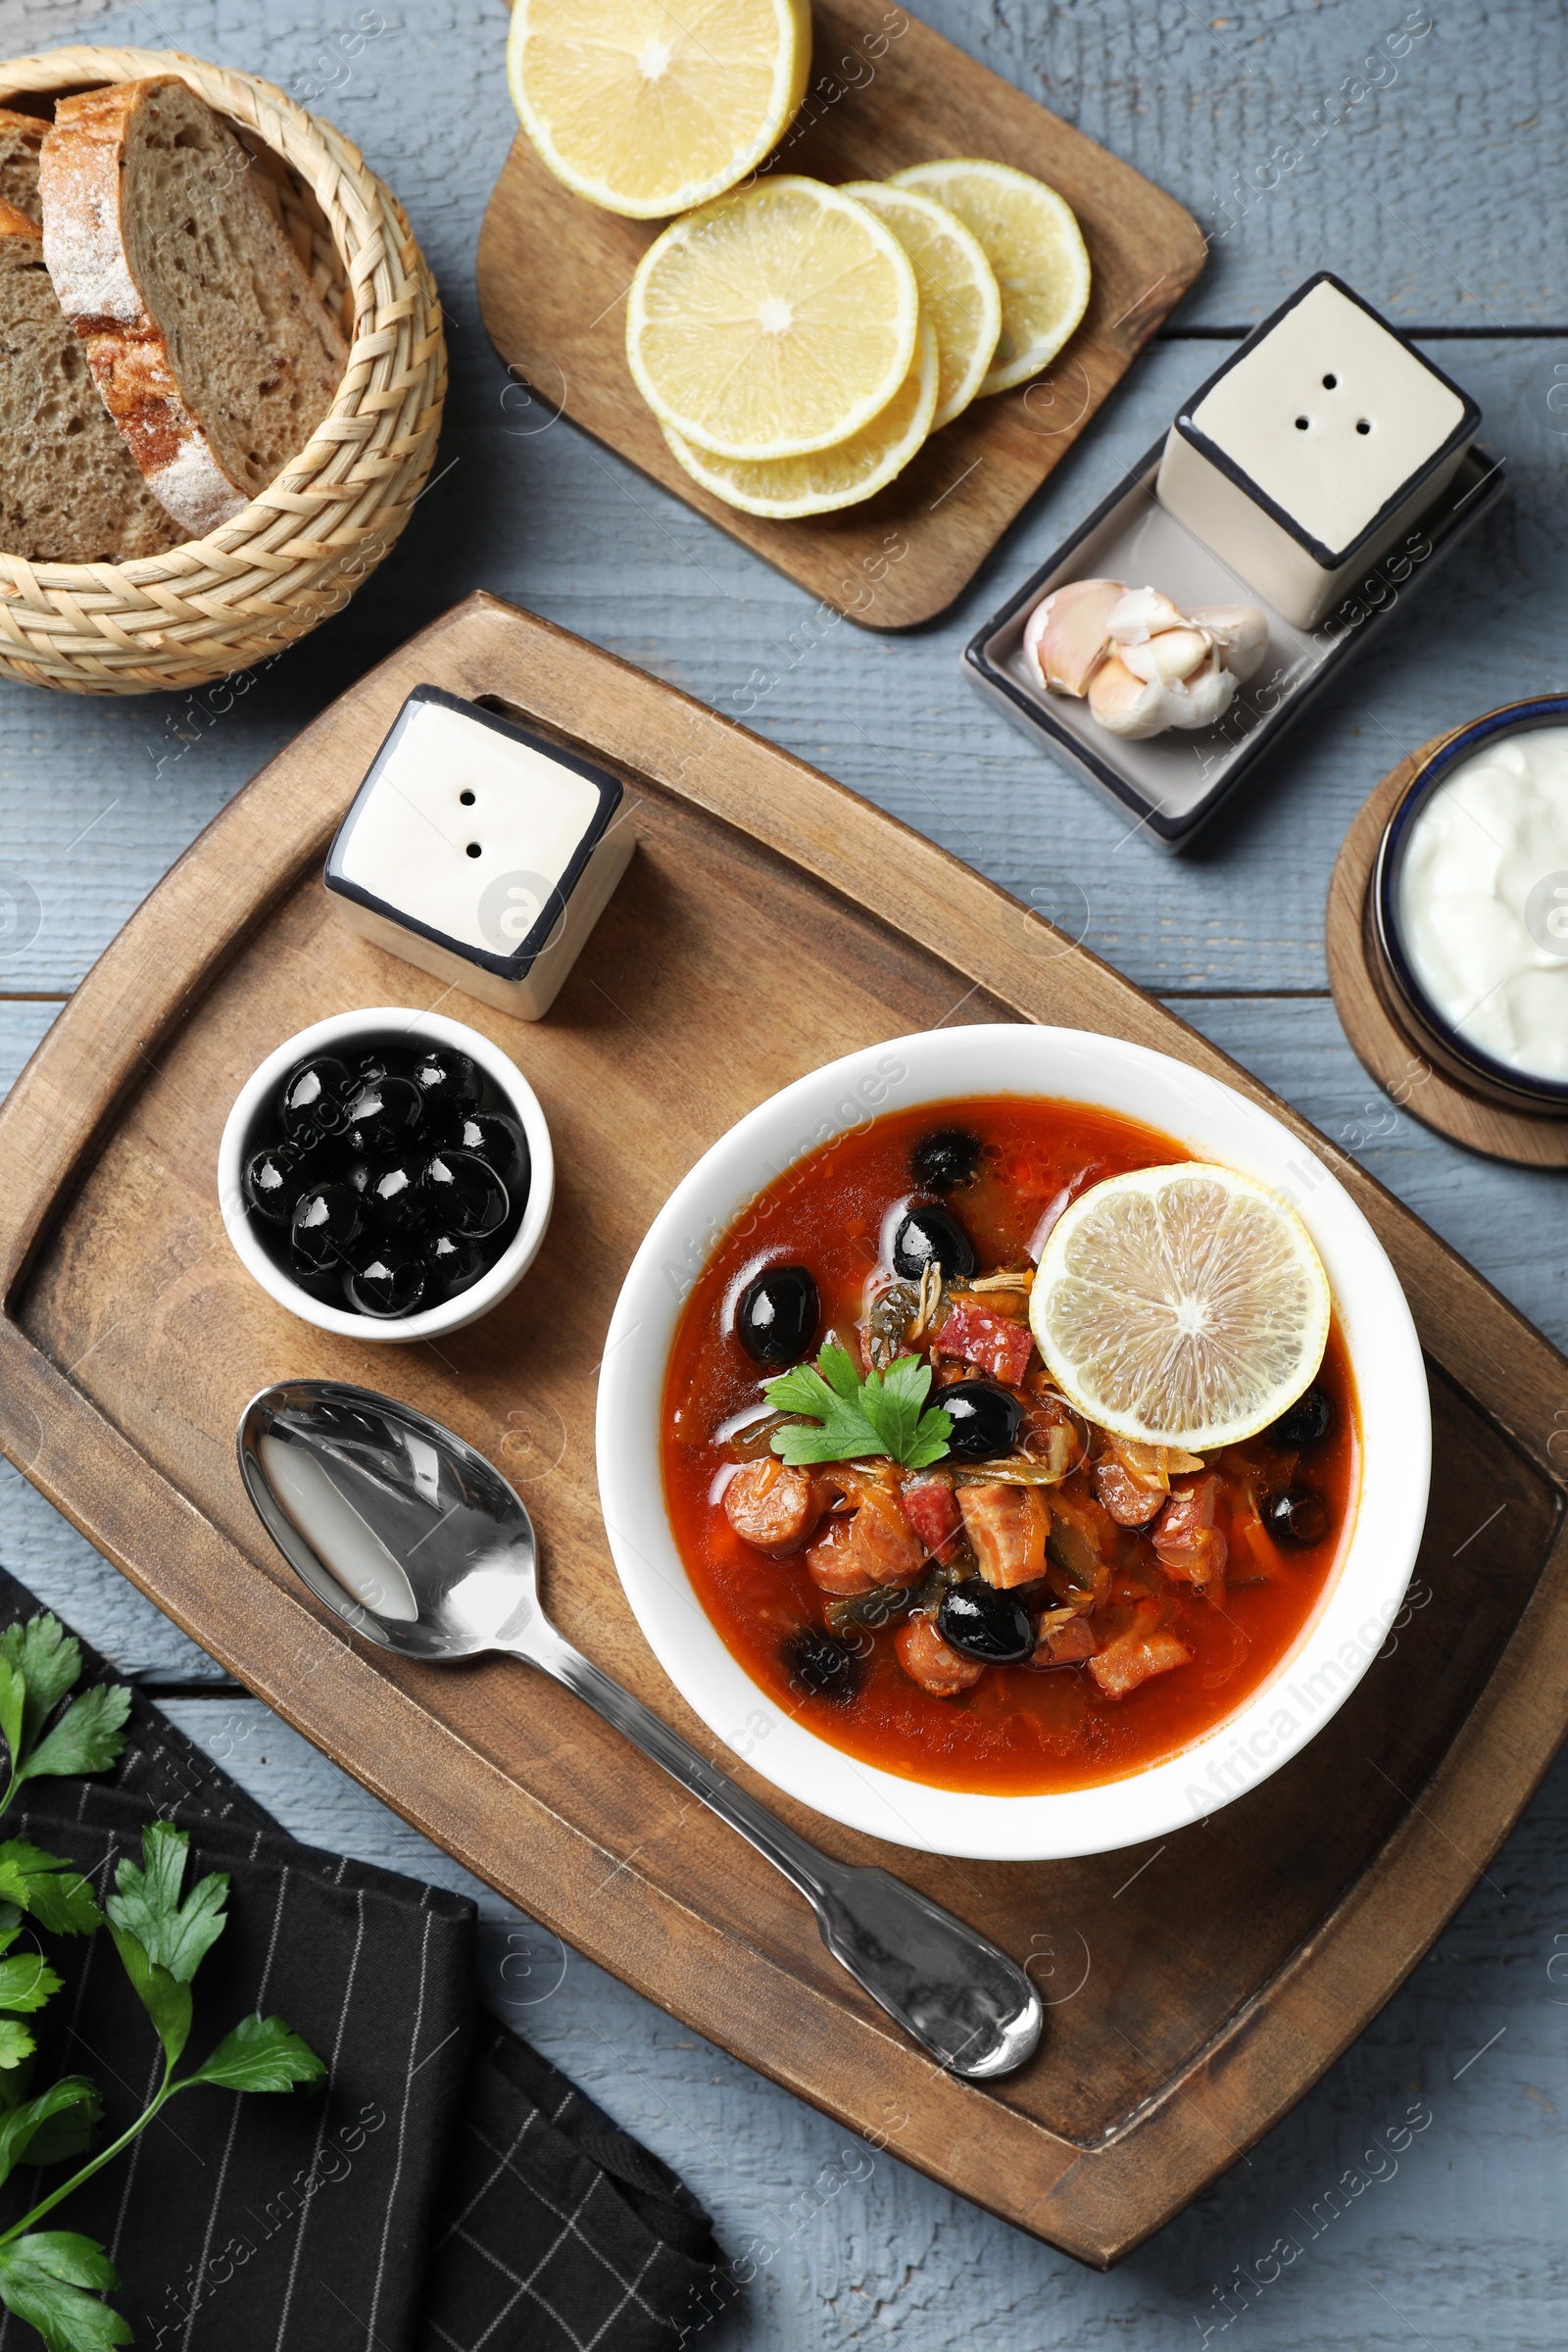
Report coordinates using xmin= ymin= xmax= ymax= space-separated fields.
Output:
xmin=521 ymin=1633 xmax=1042 ymax=2080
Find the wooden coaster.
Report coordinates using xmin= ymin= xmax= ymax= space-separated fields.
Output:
xmin=475 ymin=0 xmax=1205 ymax=630
xmin=1326 ymin=739 xmax=1568 ymax=1167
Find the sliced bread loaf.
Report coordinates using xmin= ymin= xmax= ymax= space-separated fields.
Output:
xmin=0 ymin=109 xmax=44 ymax=220
xmin=0 ymin=198 xmax=181 ymax=562
xmin=39 ymin=75 xmax=349 ymax=536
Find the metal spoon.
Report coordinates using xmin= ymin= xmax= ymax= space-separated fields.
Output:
xmin=237 ymin=1379 xmax=1042 ymax=2080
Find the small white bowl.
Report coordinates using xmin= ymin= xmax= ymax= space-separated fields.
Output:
xmin=217 ymin=1005 xmax=554 ymax=1342
xmin=596 ymin=1024 xmax=1430 ymax=1862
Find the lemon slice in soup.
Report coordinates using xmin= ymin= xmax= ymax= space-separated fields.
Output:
xmin=1030 ymin=1163 xmax=1332 ymax=1451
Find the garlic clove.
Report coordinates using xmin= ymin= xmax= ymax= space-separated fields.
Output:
xmin=1105 ymin=586 xmax=1187 ymax=645
xmin=1023 ymin=577 xmax=1127 ymax=697
xmin=1087 ymin=654 xmax=1173 ymax=739
xmin=1163 ymin=656 xmax=1238 ymax=730
xmin=1121 ymin=625 xmax=1212 ymax=686
xmin=1188 ymin=604 xmax=1268 ymax=682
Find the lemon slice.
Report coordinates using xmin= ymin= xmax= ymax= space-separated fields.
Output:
xmin=626 ymin=175 xmax=919 ymax=460
xmin=889 ymin=158 xmax=1091 ymax=395
xmin=661 ymin=315 xmax=938 ymax=516
xmin=507 ymin=0 xmax=811 ymax=220
xmin=839 ymin=181 xmax=1001 ymax=429
xmin=1030 ymin=1163 xmax=1332 ymax=1452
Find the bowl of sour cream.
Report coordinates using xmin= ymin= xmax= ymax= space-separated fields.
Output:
xmin=1375 ymin=698 xmax=1568 ymax=1106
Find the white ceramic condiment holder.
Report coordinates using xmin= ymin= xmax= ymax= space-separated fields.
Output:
xmin=1155 ymin=274 xmax=1480 ymax=627
xmin=324 ymin=685 xmax=635 ymax=1019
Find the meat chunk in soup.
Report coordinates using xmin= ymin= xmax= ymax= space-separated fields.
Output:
xmin=1152 ymin=1473 xmax=1228 ymax=1590
xmin=900 ymin=1473 xmax=961 ymax=1560
xmin=1094 ymin=1439 xmax=1167 ymax=1527
xmin=934 ymin=1300 xmax=1033 ymax=1388
xmin=1034 ymin=1608 xmax=1099 ymax=1665
xmin=807 ymin=1467 xmax=927 ymax=1595
xmin=958 ymin=1481 xmax=1050 ymax=1589
xmin=897 ymin=1612 xmax=984 ymax=1695
xmin=1089 ymin=1602 xmax=1193 ymax=1698
xmin=723 ymin=1458 xmax=822 ymax=1553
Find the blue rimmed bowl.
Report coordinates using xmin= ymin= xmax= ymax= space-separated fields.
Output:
xmin=1373 ymin=695 xmax=1568 ymax=1112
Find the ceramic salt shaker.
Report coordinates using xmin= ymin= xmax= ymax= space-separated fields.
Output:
xmin=323 ymin=685 xmax=634 ymax=1019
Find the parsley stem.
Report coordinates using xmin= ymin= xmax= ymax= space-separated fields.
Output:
xmin=0 ymin=2065 xmax=174 ymax=2248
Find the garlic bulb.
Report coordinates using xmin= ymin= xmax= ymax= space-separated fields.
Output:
xmin=1087 ymin=655 xmax=1169 ymax=739
xmin=1022 ymin=577 xmax=1267 ymax=742
xmin=1023 ymin=578 xmax=1126 ymax=697
xmin=1120 ymin=626 xmax=1211 ymax=686
xmin=1163 ymin=652 xmax=1237 ymax=730
xmin=1188 ymin=604 xmax=1268 ymax=683
xmin=1105 ymin=586 xmax=1186 ymax=645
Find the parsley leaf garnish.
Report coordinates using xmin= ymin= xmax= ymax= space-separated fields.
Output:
xmin=0 ymin=1621 xmax=325 ymax=2352
xmin=0 ymin=1621 xmax=130 ymax=1820
xmin=762 ymin=1344 xmax=952 ymax=1471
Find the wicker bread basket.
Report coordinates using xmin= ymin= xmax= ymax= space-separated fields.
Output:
xmin=0 ymin=45 xmax=446 ymax=694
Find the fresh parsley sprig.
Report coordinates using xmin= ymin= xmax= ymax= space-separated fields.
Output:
xmin=0 ymin=1617 xmax=324 ymax=2352
xmin=762 ymin=1343 xmax=953 ymax=1471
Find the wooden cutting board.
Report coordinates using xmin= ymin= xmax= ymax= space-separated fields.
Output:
xmin=475 ymin=0 xmax=1205 ymax=629
xmin=1 ymin=594 xmax=1565 ymax=2268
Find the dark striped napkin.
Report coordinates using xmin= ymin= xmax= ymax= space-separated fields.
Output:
xmin=0 ymin=1570 xmax=723 ymax=2351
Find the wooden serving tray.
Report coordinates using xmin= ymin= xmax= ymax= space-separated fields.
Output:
xmin=2 ymin=595 xmax=1566 ymax=2269
xmin=475 ymin=0 xmax=1205 ymax=629
xmin=1327 ymin=739 xmax=1568 ymax=1167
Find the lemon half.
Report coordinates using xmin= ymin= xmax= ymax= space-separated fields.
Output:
xmin=1030 ymin=1163 xmax=1332 ymax=1452
xmin=839 ymin=180 xmax=1001 ymax=429
xmin=626 ymin=175 xmax=919 ymax=460
xmin=507 ymin=0 xmax=811 ymax=220
xmin=662 ymin=314 xmax=939 ymax=516
xmin=890 ymin=157 xmax=1090 ymax=395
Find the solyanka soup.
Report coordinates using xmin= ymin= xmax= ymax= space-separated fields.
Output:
xmin=661 ymin=1096 xmax=1357 ymax=1796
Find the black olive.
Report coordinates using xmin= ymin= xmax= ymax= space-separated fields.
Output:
xmin=343 ymin=1246 xmax=428 ymax=1319
xmin=288 ymin=1252 xmax=351 ymax=1303
xmin=911 ymin=1128 xmax=982 ymax=1193
xmin=290 ymin=1181 xmax=365 ymax=1269
xmin=449 ymin=1108 xmax=530 ymax=1199
xmin=937 ymin=1580 xmax=1036 ymax=1664
xmin=1264 ymin=1488 xmax=1329 ymax=1546
xmin=940 ymin=1380 xmax=1022 ymax=1461
xmin=736 ymin=1265 xmax=820 ymax=1366
xmin=364 ymin=1153 xmax=428 ymax=1239
xmin=242 ymin=1140 xmax=313 ymax=1226
xmin=418 ymin=1150 xmax=509 ymax=1238
xmin=344 ymin=1074 xmax=425 ymax=1157
xmin=423 ymin=1229 xmax=488 ymax=1298
xmin=783 ymin=1630 xmax=861 ymax=1704
xmin=892 ymin=1202 xmax=976 ymax=1282
xmin=280 ymin=1055 xmax=353 ymax=1146
xmin=356 ymin=1048 xmax=408 ymax=1087
xmin=1270 ymin=1385 xmax=1334 ymax=1448
xmin=409 ymin=1048 xmax=485 ymax=1117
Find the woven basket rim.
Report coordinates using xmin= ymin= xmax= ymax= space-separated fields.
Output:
xmin=0 ymin=42 xmax=423 ymax=592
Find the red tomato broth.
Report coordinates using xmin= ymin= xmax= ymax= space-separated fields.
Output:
xmin=661 ymin=1095 xmax=1359 ymax=1795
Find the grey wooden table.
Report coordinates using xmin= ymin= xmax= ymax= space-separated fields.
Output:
xmin=1 ymin=2 xmax=1564 ymax=2343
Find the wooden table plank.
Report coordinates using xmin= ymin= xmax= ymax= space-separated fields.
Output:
xmin=908 ymin=0 xmax=1568 ymax=330
xmin=0 ymin=331 xmax=1555 ymax=995
xmin=1 ymin=0 xmax=1564 ymax=2338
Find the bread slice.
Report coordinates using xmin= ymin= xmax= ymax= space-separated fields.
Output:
xmin=0 ymin=198 xmax=182 ymax=563
xmin=39 ymin=75 xmax=349 ymax=536
xmin=0 ymin=109 xmax=44 ymax=220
